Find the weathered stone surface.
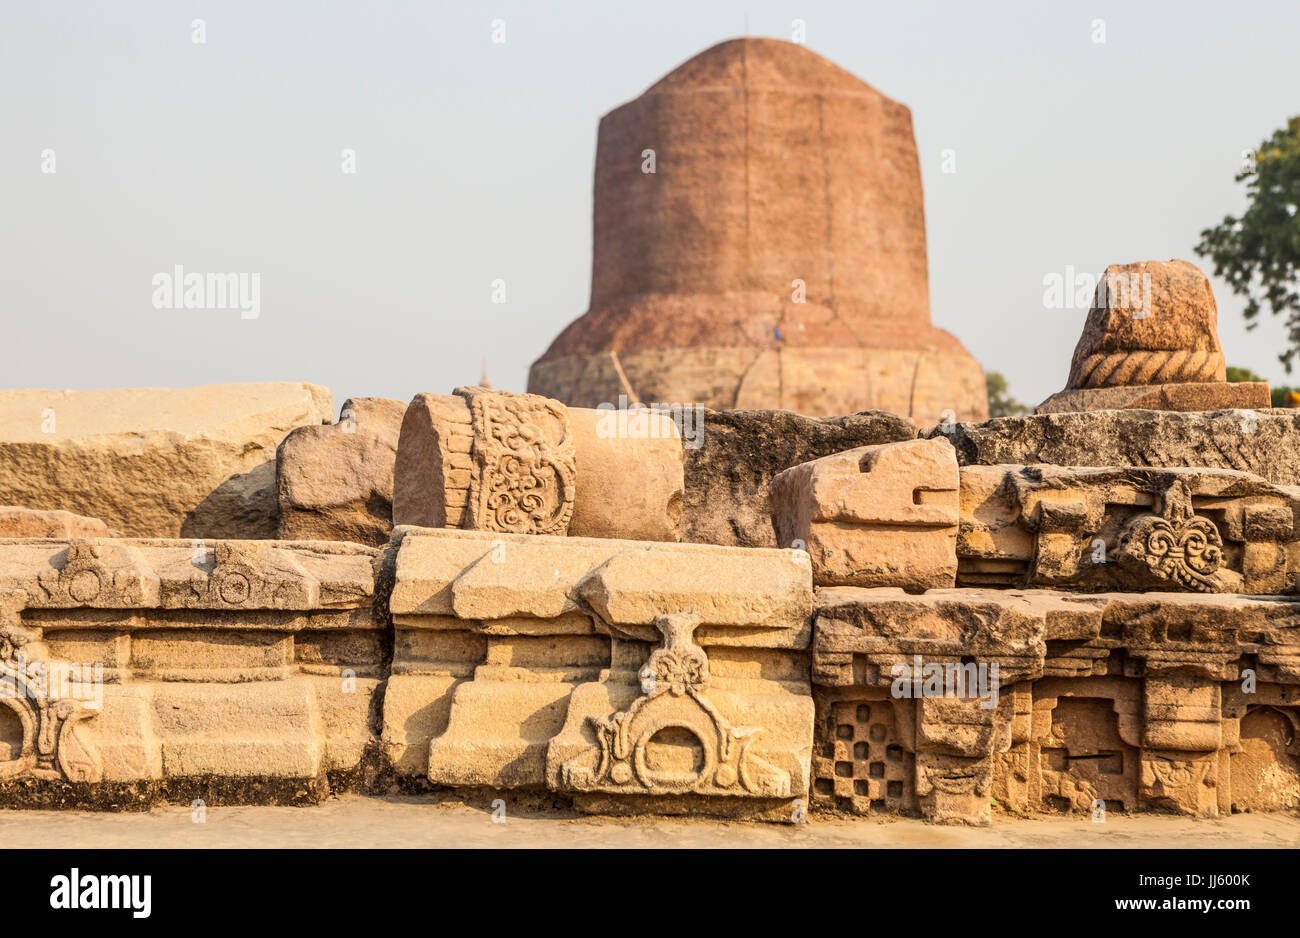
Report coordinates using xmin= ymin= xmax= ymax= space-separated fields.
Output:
xmin=812 ymin=587 xmax=1300 ymax=822
xmin=0 ymin=587 xmax=103 ymax=782
xmin=770 ymin=439 xmax=958 ymax=591
xmin=0 ymin=522 xmax=1296 ymax=823
xmin=1037 ymin=382 xmax=1269 ymax=414
xmin=577 ymin=547 xmax=812 ymax=637
xmin=684 ymin=408 xmax=917 ymax=547
xmin=929 ymin=409 xmax=1300 ymax=486
xmin=0 ymin=506 xmax=111 ymax=539
xmin=552 ymin=613 xmax=797 ymax=807
xmin=0 ymin=383 xmax=333 ymax=539
xmin=1037 ymin=259 xmax=1262 ymax=415
xmin=1066 ymin=259 xmax=1226 ymax=390
xmin=392 ymin=392 xmax=474 ymax=529
xmin=277 ymin=397 xmax=405 ymax=547
xmin=566 ymin=406 xmax=682 ymax=542
xmin=389 ymin=527 xmax=811 ymax=647
xmin=529 ymin=38 xmax=987 ymax=424
xmin=957 ymin=464 xmax=1299 ymax=594
xmin=1227 ymin=706 xmax=1300 ymax=811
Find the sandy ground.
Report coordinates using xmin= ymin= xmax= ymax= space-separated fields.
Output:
xmin=2 ymin=795 xmax=1299 ymax=848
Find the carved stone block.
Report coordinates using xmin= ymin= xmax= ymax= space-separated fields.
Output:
xmin=812 ymin=586 xmax=1300 ymax=822
xmin=957 ymin=465 xmax=1299 ymax=593
xmin=393 ymin=388 xmax=577 ymax=535
xmin=393 ymin=389 xmax=687 ymax=542
xmin=458 ymin=386 xmax=576 ymax=535
xmin=554 ymin=614 xmax=791 ymax=798
xmin=0 ymin=538 xmax=382 ymax=794
xmin=770 ymin=439 xmax=959 ymax=591
xmin=0 ymin=590 xmax=101 ymax=783
xmin=386 ymin=527 xmax=814 ymax=818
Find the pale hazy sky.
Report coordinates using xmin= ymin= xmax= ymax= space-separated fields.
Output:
xmin=4 ymin=1 xmax=1299 ymax=414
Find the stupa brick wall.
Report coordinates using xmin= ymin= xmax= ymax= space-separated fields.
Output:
xmin=529 ymin=38 xmax=988 ymax=424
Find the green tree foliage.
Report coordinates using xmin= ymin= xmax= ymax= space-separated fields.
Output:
xmin=1197 ymin=117 xmax=1300 ymax=369
xmin=986 ymin=371 xmax=1029 ymax=418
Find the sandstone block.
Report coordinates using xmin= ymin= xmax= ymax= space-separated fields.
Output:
xmin=390 ymin=526 xmax=812 ymax=646
xmin=149 ymin=680 xmax=321 ymax=779
xmin=277 ymin=397 xmax=405 ymax=546
xmin=392 ymin=392 xmax=474 ymax=529
xmin=770 ymin=439 xmax=958 ymax=591
xmin=548 ymin=613 xmax=810 ymax=807
xmin=956 ymin=464 xmax=1300 ymax=594
xmin=1038 ymin=259 xmax=1263 ymax=414
xmin=567 ymin=405 xmax=682 ymax=541
xmin=0 ymin=537 xmax=382 ymax=796
xmin=812 ymin=586 xmax=1300 ymax=821
xmin=394 ymin=390 xmax=684 ymax=541
xmin=577 ymin=548 xmax=813 ymax=640
xmin=0 ymin=383 xmax=333 ymax=538
xmin=956 ymin=459 xmax=1300 ymax=592
xmin=393 ymin=387 xmax=575 ymax=535
xmin=387 ymin=527 xmax=814 ymax=816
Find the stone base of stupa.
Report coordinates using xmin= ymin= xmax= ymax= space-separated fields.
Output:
xmin=529 ymin=345 xmax=988 ymax=425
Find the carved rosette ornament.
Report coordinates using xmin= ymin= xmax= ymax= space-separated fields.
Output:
xmin=171 ymin=541 xmax=319 ymax=609
xmin=1117 ymin=480 xmax=1224 ymax=592
xmin=0 ymin=609 xmax=101 ymax=783
xmin=560 ymin=614 xmax=790 ymax=798
xmin=455 ymin=387 xmax=575 ymax=536
xmin=34 ymin=542 xmax=160 ymax=608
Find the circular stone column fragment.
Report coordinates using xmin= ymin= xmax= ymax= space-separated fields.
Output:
xmin=393 ymin=389 xmax=685 ymax=541
xmin=394 ymin=387 xmax=575 ymax=536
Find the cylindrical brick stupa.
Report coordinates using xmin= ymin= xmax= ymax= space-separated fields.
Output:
xmin=528 ymin=38 xmax=988 ymax=424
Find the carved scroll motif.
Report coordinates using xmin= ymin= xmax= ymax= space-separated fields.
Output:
xmin=456 ymin=387 xmax=576 ymax=536
xmin=0 ymin=617 xmax=101 ymax=783
xmin=1117 ymin=480 xmax=1224 ymax=592
xmin=560 ymin=614 xmax=789 ymax=798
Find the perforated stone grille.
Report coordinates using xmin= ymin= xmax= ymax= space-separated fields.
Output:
xmin=812 ymin=699 xmax=914 ymax=815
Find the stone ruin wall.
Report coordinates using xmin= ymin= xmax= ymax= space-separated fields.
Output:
xmin=1 ymin=353 xmax=1298 ymax=825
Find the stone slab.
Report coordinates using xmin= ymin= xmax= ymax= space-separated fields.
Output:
xmin=0 ymin=383 xmax=333 ymax=538
xmin=1036 ymin=382 xmax=1269 ymax=414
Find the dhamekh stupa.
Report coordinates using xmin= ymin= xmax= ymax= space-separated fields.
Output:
xmin=528 ymin=38 xmax=988 ymax=423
